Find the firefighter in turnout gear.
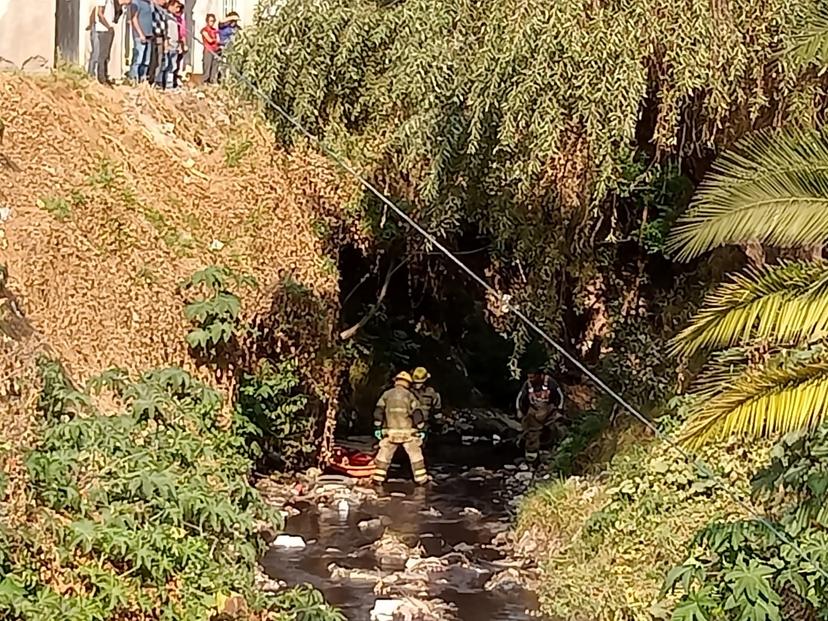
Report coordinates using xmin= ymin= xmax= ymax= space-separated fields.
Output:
xmin=516 ymin=369 xmax=564 ymax=464
xmin=410 ymin=367 xmax=442 ymax=433
xmin=372 ymin=371 xmax=429 ymax=485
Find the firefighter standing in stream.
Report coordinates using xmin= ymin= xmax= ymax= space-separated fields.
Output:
xmin=372 ymin=371 xmax=429 ymax=485
xmin=410 ymin=366 xmax=442 ymax=431
xmin=516 ymin=368 xmax=564 ymax=464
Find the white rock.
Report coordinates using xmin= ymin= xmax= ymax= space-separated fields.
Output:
xmin=370 ymin=598 xmax=405 ymax=621
xmin=337 ymin=499 xmax=350 ymax=520
xmin=460 ymin=507 xmax=482 ymax=518
xmin=208 ymin=239 xmax=225 ymax=251
xmin=359 ymin=518 xmax=384 ymax=532
xmin=271 ymin=535 xmax=306 ymax=549
xmin=0 ymin=207 xmax=11 ymax=222
xmin=485 ymin=568 xmax=524 ymax=593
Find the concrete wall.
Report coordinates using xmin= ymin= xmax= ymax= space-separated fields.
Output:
xmin=0 ymin=0 xmax=56 ymax=70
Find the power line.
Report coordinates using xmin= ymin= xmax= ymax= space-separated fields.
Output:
xmin=193 ymin=37 xmax=828 ymax=580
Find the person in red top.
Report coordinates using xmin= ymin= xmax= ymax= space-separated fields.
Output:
xmin=200 ymin=13 xmax=220 ymax=84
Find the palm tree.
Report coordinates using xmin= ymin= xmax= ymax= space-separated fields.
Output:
xmin=668 ymin=125 xmax=828 ymax=446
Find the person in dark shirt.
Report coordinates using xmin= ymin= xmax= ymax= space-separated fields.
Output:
xmin=516 ymin=369 xmax=564 ymax=463
xmin=147 ymin=0 xmax=169 ymax=85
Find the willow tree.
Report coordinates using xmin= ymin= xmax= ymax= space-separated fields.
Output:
xmin=231 ymin=0 xmax=823 ymax=386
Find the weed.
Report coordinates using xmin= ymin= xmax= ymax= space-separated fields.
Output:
xmin=181 ymin=265 xmax=256 ymax=366
xmin=86 ymin=157 xmax=117 ymax=189
xmin=224 ymin=137 xmax=253 ymax=167
xmin=235 ymin=359 xmax=315 ymax=470
xmin=36 ymin=197 xmax=71 ymax=221
xmin=311 ymin=218 xmax=332 ymax=239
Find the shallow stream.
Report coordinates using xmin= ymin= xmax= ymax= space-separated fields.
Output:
xmin=261 ymin=442 xmax=540 ymax=620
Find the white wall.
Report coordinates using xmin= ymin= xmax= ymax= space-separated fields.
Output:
xmin=0 ymin=0 xmax=55 ymax=70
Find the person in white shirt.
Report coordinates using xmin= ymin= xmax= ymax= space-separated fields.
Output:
xmin=93 ymin=0 xmax=117 ymax=84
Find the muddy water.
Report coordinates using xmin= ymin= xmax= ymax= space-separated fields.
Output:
xmin=261 ymin=443 xmax=539 ymax=620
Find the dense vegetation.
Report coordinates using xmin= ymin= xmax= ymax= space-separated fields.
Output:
xmin=230 ymin=0 xmax=828 ymax=619
xmin=233 ymin=0 xmax=823 ymax=397
xmin=0 ymin=359 xmax=341 ymax=621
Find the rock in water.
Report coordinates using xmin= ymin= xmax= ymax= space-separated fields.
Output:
xmin=485 ymin=568 xmax=524 ymax=593
xmin=460 ymin=506 xmax=482 ymax=518
xmin=337 ymin=498 xmax=350 ymax=520
xmin=359 ymin=517 xmax=384 ymax=533
xmin=370 ymin=598 xmax=405 ymax=621
xmin=271 ymin=535 xmax=306 ymax=549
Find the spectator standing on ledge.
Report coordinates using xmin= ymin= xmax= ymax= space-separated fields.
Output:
xmin=92 ymin=0 xmax=118 ymax=84
xmin=200 ymin=13 xmax=219 ymax=84
xmin=157 ymin=0 xmax=180 ymax=89
xmin=129 ymin=0 xmax=154 ymax=81
xmin=86 ymin=6 xmax=99 ymax=78
xmin=147 ymin=0 xmax=168 ymax=86
xmin=173 ymin=1 xmax=188 ymax=88
xmin=216 ymin=11 xmax=240 ymax=81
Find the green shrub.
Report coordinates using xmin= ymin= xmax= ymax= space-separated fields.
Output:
xmin=0 ymin=359 xmax=342 ymax=621
xmin=235 ymin=359 xmax=316 ymax=470
xmin=666 ymin=425 xmax=828 ymax=620
xmin=181 ymin=266 xmax=257 ymax=367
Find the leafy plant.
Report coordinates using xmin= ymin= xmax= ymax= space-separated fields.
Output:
xmin=235 ymin=359 xmax=315 ymax=470
xmin=665 ymin=424 xmax=828 ymax=620
xmin=669 ymin=126 xmax=828 ymax=445
xmin=181 ymin=266 xmax=257 ymax=366
xmin=224 ymin=137 xmax=254 ymax=167
xmin=0 ymin=358 xmax=342 ymax=621
xmin=36 ymin=196 xmax=71 ymax=221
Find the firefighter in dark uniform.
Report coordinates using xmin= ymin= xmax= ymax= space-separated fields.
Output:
xmin=372 ymin=371 xmax=429 ymax=485
xmin=516 ymin=369 xmax=564 ymax=463
xmin=410 ymin=366 xmax=442 ymax=434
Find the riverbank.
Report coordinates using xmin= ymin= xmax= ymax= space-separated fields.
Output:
xmin=516 ymin=425 xmax=769 ymax=620
xmin=0 ymin=71 xmax=357 ymax=620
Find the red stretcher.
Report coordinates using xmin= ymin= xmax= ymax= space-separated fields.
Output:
xmin=327 ymin=444 xmax=376 ymax=478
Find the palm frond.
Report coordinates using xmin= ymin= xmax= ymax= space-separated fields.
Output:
xmin=785 ymin=4 xmax=828 ymax=68
xmin=680 ymin=358 xmax=828 ymax=447
xmin=688 ymin=346 xmax=752 ymax=401
xmin=666 ymin=126 xmax=828 ymax=261
xmin=670 ymin=261 xmax=828 ymax=357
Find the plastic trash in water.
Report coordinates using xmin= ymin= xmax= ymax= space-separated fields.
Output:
xmin=369 ymin=599 xmax=404 ymax=621
xmin=337 ymin=499 xmax=349 ymax=521
xmin=271 ymin=535 xmax=306 ymax=549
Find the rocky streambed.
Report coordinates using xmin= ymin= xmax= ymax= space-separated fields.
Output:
xmin=255 ymin=440 xmax=545 ymax=620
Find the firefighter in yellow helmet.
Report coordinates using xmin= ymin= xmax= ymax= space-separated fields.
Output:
xmin=372 ymin=371 xmax=429 ymax=485
xmin=410 ymin=367 xmax=442 ymax=432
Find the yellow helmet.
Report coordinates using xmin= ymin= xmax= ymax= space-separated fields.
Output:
xmin=394 ymin=371 xmax=413 ymax=385
xmin=412 ymin=367 xmax=430 ymax=382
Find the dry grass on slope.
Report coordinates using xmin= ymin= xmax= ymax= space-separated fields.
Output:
xmin=0 ymin=70 xmax=358 ymax=381
xmin=0 ymin=70 xmax=365 ymax=528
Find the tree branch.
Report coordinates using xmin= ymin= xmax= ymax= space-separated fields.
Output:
xmin=339 ymin=260 xmax=404 ymax=340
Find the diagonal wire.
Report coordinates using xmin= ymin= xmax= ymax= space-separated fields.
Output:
xmin=191 ymin=36 xmax=828 ymax=580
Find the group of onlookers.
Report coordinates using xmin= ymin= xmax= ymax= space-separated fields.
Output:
xmin=86 ymin=0 xmax=241 ymax=90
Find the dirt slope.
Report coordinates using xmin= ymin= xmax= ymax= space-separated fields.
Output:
xmin=0 ymin=71 xmax=363 ymax=519
xmin=0 ymin=70 xmax=358 ymax=378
